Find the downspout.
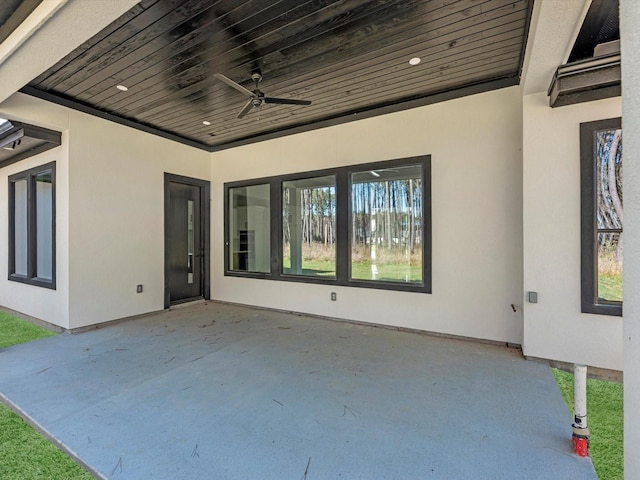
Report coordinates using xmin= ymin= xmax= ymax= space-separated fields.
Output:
xmin=572 ymin=364 xmax=590 ymax=456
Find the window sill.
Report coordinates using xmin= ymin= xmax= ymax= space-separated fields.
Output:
xmin=8 ymin=274 xmax=56 ymax=290
xmin=581 ymin=302 xmax=622 ymax=317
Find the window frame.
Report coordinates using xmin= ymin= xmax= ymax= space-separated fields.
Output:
xmin=225 ymin=181 xmax=273 ymax=276
xmin=347 ymin=158 xmax=430 ymax=291
xmin=224 ymin=155 xmax=431 ymax=293
xmin=8 ymin=161 xmax=56 ymax=289
xmin=580 ymin=117 xmax=622 ymax=316
xmin=280 ymin=171 xmax=338 ymax=280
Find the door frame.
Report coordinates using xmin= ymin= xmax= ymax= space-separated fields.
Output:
xmin=164 ymin=173 xmax=211 ymax=308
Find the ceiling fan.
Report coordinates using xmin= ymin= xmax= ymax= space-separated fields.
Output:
xmin=214 ymin=70 xmax=311 ymax=119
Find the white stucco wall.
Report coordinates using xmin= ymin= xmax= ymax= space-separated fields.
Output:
xmin=211 ymin=86 xmax=524 ymax=345
xmin=66 ymin=109 xmax=211 ymax=328
xmin=522 ymin=92 xmax=623 ymax=370
xmin=621 ymin=0 xmax=640 ymax=473
xmin=0 ymin=95 xmax=71 ymax=328
xmin=0 ymin=93 xmax=211 ymax=329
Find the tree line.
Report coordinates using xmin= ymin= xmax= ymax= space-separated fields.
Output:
xmin=597 ymin=129 xmax=623 ymax=267
xmin=282 ymin=178 xmax=423 ymax=254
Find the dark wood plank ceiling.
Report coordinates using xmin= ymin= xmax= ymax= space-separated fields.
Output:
xmin=23 ymin=0 xmax=532 ymax=151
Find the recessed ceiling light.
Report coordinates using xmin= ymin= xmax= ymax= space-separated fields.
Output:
xmin=202 ymin=121 xmax=211 ymax=126
xmin=409 ymin=57 xmax=421 ymax=66
xmin=116 ymin=85 xmax=128 ymax=91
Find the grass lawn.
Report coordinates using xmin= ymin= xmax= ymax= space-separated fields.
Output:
xmin=598 ymin=273 xmax=623 ymax=302
xmin=0 ymin=311 xmax=93 ymax=480
xmin=282 ymin=257 xmax=422 ymax=282
xmin=0 ymin=312 xmax=55 ymax=349
xmin=552 ymin=368 xmax=623 ymax=480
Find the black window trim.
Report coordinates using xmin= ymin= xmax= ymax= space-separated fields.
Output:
xmin=580 ymin=117 xmax=621 ymax=316
xmin=224 ymin=155 xmax=432 ymax=294
xmin=279 ymin=170 xmax=338 ymax=281
xmin=8 ymin=161 xmax=56 ymax=289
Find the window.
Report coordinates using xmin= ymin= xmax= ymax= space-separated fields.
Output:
xmin=224 ymin=156 xmax=431 ymax=293
xmin=351 ymin=164 xmax=423 ymax=284
xmin=227 ymin=183 xmax=271 ymax=273
xmin=282 ymin=175 xmax=336 ymax=278
xmin=9 ymin=162 xmax=56 ymax=288
xmin=580 ymin=118 xmax=622 ymax=316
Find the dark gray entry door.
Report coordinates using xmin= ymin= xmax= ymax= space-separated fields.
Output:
xmin=168 ymin=182 xmax=202 ymax=303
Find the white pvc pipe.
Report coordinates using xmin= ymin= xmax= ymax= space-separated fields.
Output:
xmin=574 ymin=364 xmax=588 ymax=429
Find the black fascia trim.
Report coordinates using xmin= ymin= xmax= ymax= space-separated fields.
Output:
xmin=21 ymin=77 xmax=517 ymax=155
xmin=20 ymin=86 xmax=211 ymax=152
xmin=580 ymin=117 xmax=622 ymax=316
xmin=224 ymin=155 xmax=432 ymax=294
xmin=548 ymin=54 xmax=621 ymax=108
xmin=164 ymin=173 xmax=211 ymax=308
xmin=516 ymin=0 xmax=536 ymax=82
xmin=8 ymin=161 xmax=56 ymax=289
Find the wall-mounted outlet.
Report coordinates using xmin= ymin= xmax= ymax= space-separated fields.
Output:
xmin=331 ymin=292 xmax=337 ymax=301
xmin=528 ymin=291 xmax=538 ymax=303
xmin=136 ymin=284 xmax=143 ymax=293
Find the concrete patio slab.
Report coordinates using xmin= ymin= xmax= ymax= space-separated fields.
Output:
xmin=0 ymin=302 xmax=597 ymax=479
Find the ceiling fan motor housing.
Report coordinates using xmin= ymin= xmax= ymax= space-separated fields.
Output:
xmin=213 ymin=70 xmax=310 ymax=119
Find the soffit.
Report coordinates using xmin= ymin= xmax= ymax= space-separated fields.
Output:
xmin=0 ymin=118 xmax=62 ymax=168
xmin=0 ymin=0 xmax=42 ymax=45
xmin=23 ymin=0 xmax=532 ymax=151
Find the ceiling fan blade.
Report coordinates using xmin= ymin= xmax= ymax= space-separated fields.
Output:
xmin=263 ymin=97 xmax=312 ymax=106
xmin=214 ymin=73 xmax=254 ymax=97
xmin=237 ymin=99 xmax=255 ymax=119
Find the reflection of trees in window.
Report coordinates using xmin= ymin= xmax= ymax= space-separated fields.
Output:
xmin=282 ymin=176 xmax=336 ymax=277
xmin=596 ymin=128 xmax=622 ymax=302
xmin=351 ymin=165 xmax=423 ymax=284
xmin=581 ymin=117 xmax=622 ymax=315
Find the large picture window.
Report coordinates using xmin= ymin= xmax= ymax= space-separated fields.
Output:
xmin=580 ymin=118 xmax=622 ymax=316
xmin=224 ymin=156 xmax=431 ymax=293
xmin=8 ymin=162 xmax=56 ymax=289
